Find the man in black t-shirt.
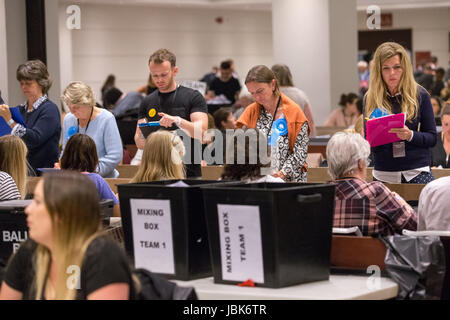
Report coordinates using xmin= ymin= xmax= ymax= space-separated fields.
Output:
xmin=206 ymin=61 xmax=241 ymax=106
xmin=134 ymin=48 xmax=208 ymax=177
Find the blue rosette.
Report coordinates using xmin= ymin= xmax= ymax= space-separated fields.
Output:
xmin=67 ymin=125 xmax=78 ymax=140
xmin=268 ymin=118 xmax=288 ymax=146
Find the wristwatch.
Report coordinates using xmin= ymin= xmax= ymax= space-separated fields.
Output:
xmin=176 ymin=116 xmax=182 ymax=127
xmin=7 ymin=118 xmax=14 ymax=126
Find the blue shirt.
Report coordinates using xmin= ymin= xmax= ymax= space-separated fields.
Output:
xmin=113 ymin=92 xmax=143 ymax=118
xmin=87 ymin=173 xmax=119 ymax=205
xmin=14 ymin=97 xmax=61 ymax=174
xmin=62 ymin=109 xmax=123 ymax=178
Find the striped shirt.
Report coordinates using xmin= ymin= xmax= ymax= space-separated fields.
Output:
xmin=333 ymin=178 xmax=417 ymax=236
xmin=0 ymin=171 xmax=21 ymax=201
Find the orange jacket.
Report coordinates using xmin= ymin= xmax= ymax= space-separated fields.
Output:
xmin=236 ymin=93 xmax=309 ymax=152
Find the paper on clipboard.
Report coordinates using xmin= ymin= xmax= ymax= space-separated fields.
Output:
xmin=366 ymin=112 xmax=406 ymax=147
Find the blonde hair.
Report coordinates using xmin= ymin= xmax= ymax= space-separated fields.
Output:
xmin=131 ymin=131 xmax=186 ymax=183
xmin=364 ymin=42 xmax=419 ymax=121
xmin=33 ymin=171 xmax=103 ymax=300
xmin=0 ymin=135 xmax=28 ymax=198
xmin=61 ymin=81 xmax=96 ymax=108
xmin=354 ymin=115 xmax=364 ymax=136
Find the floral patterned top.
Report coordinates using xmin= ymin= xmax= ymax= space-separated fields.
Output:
xmin=256 ymin=108 xmax=308 ymax=182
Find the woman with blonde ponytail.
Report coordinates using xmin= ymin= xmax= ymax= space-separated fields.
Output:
xmin=363 ymin=42 xmax=437 ymax=184
xmin=0 ymin=171 xmax=133 ymax=300
xmin=131 ymin=130 xmax=186 ymax=182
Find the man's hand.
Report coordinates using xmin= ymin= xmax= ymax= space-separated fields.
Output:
xmin=158 ymin=112 xmax=179 ymax=128
xmin=389 ymin=126 xmax=413 ymax=141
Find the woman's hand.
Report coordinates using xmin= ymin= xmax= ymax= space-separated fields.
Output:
xmin=272 ymin=170 xmax=286 ymax=180
xmin=389 ymin=126 xmax=413 ymax=141
xmin=0 ymin=104 xmax=12 ymax=121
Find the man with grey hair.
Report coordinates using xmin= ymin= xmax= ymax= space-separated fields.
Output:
xmin=326 ymin=131 xmax=417 ymax=236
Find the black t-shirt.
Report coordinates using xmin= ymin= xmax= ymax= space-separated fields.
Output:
xmin=138 ymin=86 xmax=208 ymax=178
xmin=3 ymin=237 xmax=134 ymax=300
xmin=208 ymin=76 xmax=241 ymax=105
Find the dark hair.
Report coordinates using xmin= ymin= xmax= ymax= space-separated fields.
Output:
xmin=432 ymin=96 xmax=444 ymax=116
xmin=356 ymin=98 xmax=363 ymax=115
xmin=213 ymin=108 xmax=232 ymax=131
xmin=436 ymin=68 xmax=445 ymax=77
xmin=220 ymin=61 xmax=231 ymax=70
xmin=338 ymin=93 xmax=358 ymax=108
xmin=149 ymin=48 xmax=176 ymax=67
xmin=60 ymin=134 xmax=99 ymax=173
xmin=16 ymin=60 xmax=52 ymax=94
xmin=101 ymin=74 xmax=115 ymax=93
xmin=271 ymin=64 xmax=294 ymax=87
xmin=221 ymin=129 xmax=271 ymax=181
xmin=245 ymin=65 xmax=280 ymax=97
xmin=103 ymin=87 xmax=123 ymax=108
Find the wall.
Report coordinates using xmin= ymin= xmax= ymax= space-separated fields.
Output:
xmin=3 ymin=0 xmax=27 ymax=106
xmin=357 ymin=7 xmax=450 ymax=69
xmin=66 ymin=3 xmax=273 ymax=100
xmin=0 ymin=0 xmax=8 ymax=103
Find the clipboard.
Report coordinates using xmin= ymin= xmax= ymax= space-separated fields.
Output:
xmin=0 ymin=107 xmax=26 ymax=137
xmin=138 ymin=121 xmax=162 ymax=139
xmin=366 ymin=113 xmax=406 ymax=147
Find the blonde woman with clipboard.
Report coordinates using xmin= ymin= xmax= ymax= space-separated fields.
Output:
xmin=363 ymin=42 xmax=437 ymax=184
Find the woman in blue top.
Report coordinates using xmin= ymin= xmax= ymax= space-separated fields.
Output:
xmin=60 ymin=133 xmax=120 ymax=217
xmin=61 ymin=81 xmax=122 ymax=178
xmin=0 ymin=60 xmax=61 ymax=175
xmin=363 ymin=42 xmax=437 ymax=184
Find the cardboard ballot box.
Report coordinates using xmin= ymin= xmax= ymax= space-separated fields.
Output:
xmin=0 ymin=200 xmax=31 ymax=265
xmin=201 ymin=182 xmax=336 ymax=288
xmin=118 ymin=179 xmax=236 ymax=281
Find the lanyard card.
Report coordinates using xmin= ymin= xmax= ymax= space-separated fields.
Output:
xmin=392 ymin=141 xmax=406 ymax=158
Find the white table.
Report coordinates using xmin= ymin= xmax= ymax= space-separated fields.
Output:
xmin=174 ymin=275 xmax=398 ymax=300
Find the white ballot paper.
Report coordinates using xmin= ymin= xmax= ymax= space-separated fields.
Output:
xmin=217 ymin=204 xmax=264 ymax=283
xmin=130 ymin=198 xmax=175 ymax=274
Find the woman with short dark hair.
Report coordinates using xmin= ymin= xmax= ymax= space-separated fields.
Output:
xmin=324 ymin=92 xmax=360 ymax=127
xmin=0 ymin=60 xmax=61 ymax=175
xmin=60 ymin=133 xmax=121 ymax=217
